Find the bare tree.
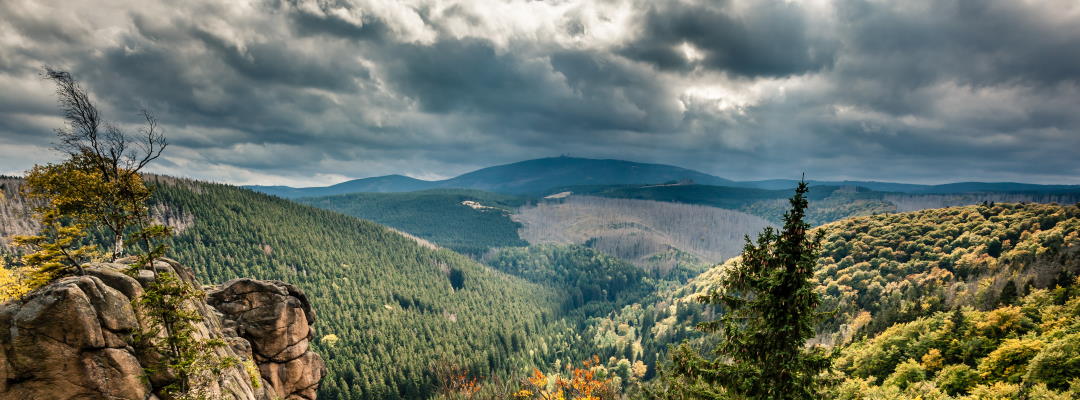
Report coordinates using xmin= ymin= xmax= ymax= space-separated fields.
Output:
xmin=41 ymin=67 xmax=167 ymax=259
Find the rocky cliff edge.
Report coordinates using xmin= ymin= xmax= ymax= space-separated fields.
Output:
xmin=0 ymin=258 xmax=325 ymax=400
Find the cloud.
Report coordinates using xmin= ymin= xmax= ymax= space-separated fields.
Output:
xmin=0 ymin=0 xmax=1078 ymax=185
xmin=619 ymin=0 xmax=838 ymax=77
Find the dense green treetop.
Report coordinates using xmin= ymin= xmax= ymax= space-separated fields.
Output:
xmin=297 ymin=189 xmax=528 ymax=256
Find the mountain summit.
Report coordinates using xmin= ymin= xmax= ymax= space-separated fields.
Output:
xmin=249 ymin=156 xmax=733 ymax=198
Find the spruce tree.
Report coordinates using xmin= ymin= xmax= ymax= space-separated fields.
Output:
xmin=664 ymin=181 xmax=830 ymax=399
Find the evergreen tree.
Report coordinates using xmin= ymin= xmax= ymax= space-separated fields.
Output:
xmin=664 ymin=181 xmax=830 ymax=399
xmin=998 ymin=280 xmax=1018 ymax=305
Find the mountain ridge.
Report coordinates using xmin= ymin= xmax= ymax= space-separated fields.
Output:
xmin=247 ymin=156 xmax=1080 ymax=199
xmin=248 ymin=156 xmax=735 ymax=197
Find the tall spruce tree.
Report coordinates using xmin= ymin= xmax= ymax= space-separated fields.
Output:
xmin=663 ymin=181 xmax=830 ymax=399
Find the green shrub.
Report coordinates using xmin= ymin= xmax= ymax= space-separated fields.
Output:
xmin=963 ymin=382 xmax=1022 ymax=400
xmin=885 ymin=358 xmax=926 ymax=389
xmin=1024 ymin=333 xmax=1080 ymax=390
xmin=935 ymin=364 xmax=979 ymax=396
xmin=977 ymin=338 xmax=1043 ymax=383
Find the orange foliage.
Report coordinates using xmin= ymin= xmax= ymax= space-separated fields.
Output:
xmin=514 ymin=356 xmax=616 ymax=400
xmin=435 ymin=363 xmax=482 ymax=398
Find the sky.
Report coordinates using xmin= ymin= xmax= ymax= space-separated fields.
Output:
xmin=1 ymin=0 xmax=1079 ymax=186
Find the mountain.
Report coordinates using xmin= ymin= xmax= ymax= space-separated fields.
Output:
xmin=246 ymin=156 xmax=1080 ymax=200
xmin=737 ymin=179 xmax=932 ymax=192
xmin=7 ymin=172 xmax=1080 ymax=398
xmin=914 ymin=182 xmax=1080 ymax=194
xmin=247 ymin=156 xmax=734 ymax=198
xmin=553 ymin=184 xmax=897 ymax=225
xmin=436 ymin=156 xmax=733 ymax=194
xmin=737 ymin=179 xmax=1080 ymax=194
xmin=248 ymin=174 xmax=433 ymax=197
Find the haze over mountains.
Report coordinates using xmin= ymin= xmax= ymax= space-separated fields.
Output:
xmin=248 ymin=156 xmax=1080 ymax=199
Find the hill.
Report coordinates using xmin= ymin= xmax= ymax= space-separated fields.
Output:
xmin=555 ymin=184 xmax=896 ymax=226
xmin=583 ymin=202 xmax=1080 ymax=383
xmin=554 ymin=183 xmax=1080 ymax=226
xmin=736 ymin=179 xmax=1080 ymax=194
xmin=248 ymin=174 xmax=433 ymax=197
xmin=513 ymin=195 xmax=772 ymax=277
xmin=1 ymin=177 xmax=587 ymax=400
xmin=833 ymin=281 xmax=1080 ymax=398
xmin=246 ymin=156 xmax=1080 ymax=200
xmin=436 ymin=156 xmax=732 ymax=195
xmin=297 ymin=189 xmax=529 ymax=256
xmin=483 ymin=244 xmax=655 ymax=314
xmin=248 ymin=156 xmax=734 ymax=198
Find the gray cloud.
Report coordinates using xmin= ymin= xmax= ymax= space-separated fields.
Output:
xmin=0 ymin=0 xmax=1078 ymax=186
xmin=620 ymin=0 xmax=838 ymax=77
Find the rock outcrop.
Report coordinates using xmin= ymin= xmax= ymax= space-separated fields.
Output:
xmin=0 ymin=259 xmax=325 ymax=400
xmin=209 ymin=279 xmax=326 ymax=400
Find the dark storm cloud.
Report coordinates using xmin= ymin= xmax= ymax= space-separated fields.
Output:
xmin=383 ymin=37 xmax=681 ymax=136
xmin=620 ymin=0 xmax=838 ymax=77
xmin=286 ymin=0 xmax=393 ymax=41
xmin=838 ymin=0 xmax=1080 ymax=88
xmin=1 ymin=0 xmax=1078 ymax=184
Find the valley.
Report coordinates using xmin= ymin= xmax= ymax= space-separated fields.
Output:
xmin=4 ymin=158 xmax=1080 ymax=399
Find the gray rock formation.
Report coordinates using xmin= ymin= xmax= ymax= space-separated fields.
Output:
xmin=0 ymin=259 xmax=325 ymax=400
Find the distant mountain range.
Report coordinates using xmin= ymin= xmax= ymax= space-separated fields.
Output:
xmin=247 ymin=156 xmax=1080 ymax=198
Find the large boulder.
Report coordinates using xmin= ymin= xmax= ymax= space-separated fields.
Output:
xmin=0 ymin=274 xmax=149 ymax=399
xmin=208 ymin=279 xmax=327 ymax=400
xmin=0 ymin=259 xmax=325 ymax=400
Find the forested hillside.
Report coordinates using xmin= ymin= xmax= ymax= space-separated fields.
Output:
xmin=0 ymin=177 xmax=34 ymax=251
xmin=484 ymin=244 xmax=654 ymax=313
xmin=586 ymin=202 xmax=1080 ymax=390
xmin=514 ymin=196 xmax=771 ymax=276
xmin=297 ymin=189 xmax=529 ymax=256
xmin=834 ymin=280 xmax=1080 ymax=398
xmin=9 ymin=171 xmax=1080 ymax=398
xmin=555 ymin=183 xmax=1080 ymax=226
xmin=0 ymin=177 xmax=586 ymax=399
xmin=481 ymin=244 xmax=690 ymax=391
xmin=556 ymin=184 xmax=898 ymax=225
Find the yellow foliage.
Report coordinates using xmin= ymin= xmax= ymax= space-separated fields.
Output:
xmin=962 ymin=381 xmax=1022 ymax=400
xmin=630 ymin=360 xmax=648 ymax=379
xmin=975 ymin=306 xmax=1027 ymax=338
xmin=12 ymin=217 xmax=99 ymax=284
xmin=321 ymin=333 xmax=340 ymax=348
xmin=0 ymin=259 xmax=33 ymax=302
xmin=978 ymin=338 xmax=1044 ymax=383
xmin=242 ymin=359 xmax=262 ymax=389
xmin=21 ymin=154 xmax=153 ymax=261
xmin=921 ymin=349 xmax=944 ymax=371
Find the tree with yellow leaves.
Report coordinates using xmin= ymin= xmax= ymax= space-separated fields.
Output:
xmin=0 ymin=258 xmax=32 ymax=302
xmin=11 ymin=67 xmax=166 ymax=289
xmin=24 ymin=67 xmax=166 ymax=260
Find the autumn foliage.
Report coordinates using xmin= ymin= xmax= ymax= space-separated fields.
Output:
xmin=434 ymin=363 xmax=482 ymax=399
xmin=514 ymin=357 xmax=618 ymax=400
